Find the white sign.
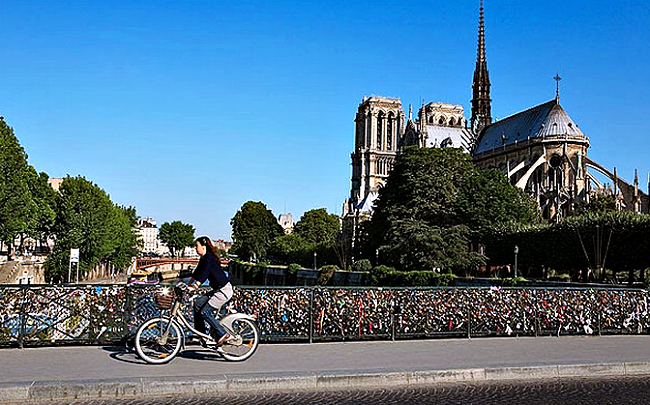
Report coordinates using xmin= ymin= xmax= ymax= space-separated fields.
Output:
xmin=70 ymin=248 xmax=80 ymax=263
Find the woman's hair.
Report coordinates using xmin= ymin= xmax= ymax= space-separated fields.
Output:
xmin=195 ymin=236 xmax=220 ymax=260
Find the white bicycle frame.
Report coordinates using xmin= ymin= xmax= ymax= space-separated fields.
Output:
xmin=161 ymin=291 xmax=256 ymax=348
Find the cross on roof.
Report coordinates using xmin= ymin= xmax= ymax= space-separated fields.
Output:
xmin=554 ymin=74 xmax=562 ymax=100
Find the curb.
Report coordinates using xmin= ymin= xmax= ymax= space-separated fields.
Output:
xmin=3 ymin=362 xmax=650 ymax=403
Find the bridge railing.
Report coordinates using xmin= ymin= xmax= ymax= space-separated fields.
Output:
xmin=134 ymin=257 xmax=200 ymax=271
xmin=1 ymin=284 xmax=648 ymax=347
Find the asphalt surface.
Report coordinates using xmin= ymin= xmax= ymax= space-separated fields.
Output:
xmin=2 ymin=335 xmax=650 ymax=403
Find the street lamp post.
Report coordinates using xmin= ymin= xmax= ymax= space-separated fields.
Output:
xmin=313 ymin=252 xmax=317 ymax=270
xmin=514 ymin=245 xmax=519 ymax=279
xmin=376 ymin=248 xmax=379 ymax=266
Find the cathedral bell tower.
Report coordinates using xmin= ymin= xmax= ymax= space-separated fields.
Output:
xmin=470 ymin=0 xmax=492 ymax=140
xmin=346 ymin=96 xmax=405 ymax=215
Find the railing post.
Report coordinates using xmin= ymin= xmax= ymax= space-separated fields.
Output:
xmin=598 ymin=311 xmax=602 ymax=337
xmin=467 ymin=310 xmax=472 ymax=339
xmin=390 ymin=290 xmax=396 ymax=341
xmin=18 ymin=285 xmax=29 ymax=349
xmin=535 ymin=293 xmax=540 ymax=337
xmin=309 ymin=287 xmax=313 ymax=344
xmin=123 ymin=284 xmax=132 ymax=343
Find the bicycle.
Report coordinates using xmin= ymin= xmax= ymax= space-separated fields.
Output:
xmin=134 ymin=285 xmax=260 ymax=364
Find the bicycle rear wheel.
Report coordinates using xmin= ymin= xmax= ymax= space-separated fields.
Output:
xmin=220 ymin=318 xmax=260 ymax=362
xmin=135 ymin=317 xmax=183 ymax=364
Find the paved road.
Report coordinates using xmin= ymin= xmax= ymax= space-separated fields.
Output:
xmin=2 ymin=335 xmax=650 ymax=402
xmin=33 ymin=375 xmax=650 ymax=405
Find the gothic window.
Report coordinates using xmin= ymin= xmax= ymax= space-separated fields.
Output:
xmin=438 ymin=116 xmax=446 ymax=125
xmin=356 ymin=120 xmax=363 ymax=148
xmin=429 ymin=116 xmax=434 ymax=124
xmin=366 ymin=114 xmax=371 ymax=148
xmin=449 ymin=117 xmax=456 ymax=126
xmin=387 ymin=113 xmax=394 ymax=150
xmin=377 ymin=112 xmax=384 ymax=150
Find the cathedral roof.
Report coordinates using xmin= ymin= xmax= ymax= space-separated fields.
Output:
xmin=473 ymin=98 xmax=587 ymax=155
xmin=423 ymin=125 xmax=473 ymax=151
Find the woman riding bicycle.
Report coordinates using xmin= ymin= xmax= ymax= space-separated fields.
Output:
xmin=179 ymin=236 xmax=233 ymax=346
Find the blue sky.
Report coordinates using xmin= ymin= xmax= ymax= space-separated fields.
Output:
xmin=2 ymin=0 xmax=649 ymax=240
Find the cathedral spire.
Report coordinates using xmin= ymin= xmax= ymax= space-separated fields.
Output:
xmin=471 ymin=0 xmax=492 ymax=137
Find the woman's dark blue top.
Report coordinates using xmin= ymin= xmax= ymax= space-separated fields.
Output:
xmin=191 ymin=252 xmax=229 ymax=289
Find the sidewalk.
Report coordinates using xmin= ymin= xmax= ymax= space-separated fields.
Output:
xmin=2 ymin=335 xmax=650 ymax=402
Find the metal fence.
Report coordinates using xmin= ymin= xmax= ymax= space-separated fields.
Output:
xmin=1 ymin=284 xmax=649 ymax=348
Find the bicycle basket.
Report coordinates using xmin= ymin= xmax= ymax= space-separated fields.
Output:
xmin=154 ymin=289 xmax=174 ymax=309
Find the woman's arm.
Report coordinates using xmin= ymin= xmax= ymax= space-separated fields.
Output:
xmin=186 ymin=278 xmax=201 ymax=291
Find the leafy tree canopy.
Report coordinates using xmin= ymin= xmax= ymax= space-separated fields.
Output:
xmin=457 ymin=168 xmax=540 ymax=237
xmin=107 ymin=206 xmax=141 ymax=270
xmin=268 ymin=233 xmax=311 ymax=266
xmin=45 ymin=176 xmax=140 ymax=281
xmin=230 ymin=201 xmax=283 ymax=262
xmin=293 ymin=208 xmax=340 ymax=247
xmin=573 ymin=193 xmax=617 ymax=216
xmin=268 ymin=208 xmax=342 ymax=267
xmin=159 ymin=221 xmax=195 ymax=258
xmin=24 ymin=167 xmax=57 ymax=245
xmin=362 ymin=147 xmax=540 ymax=273
xmin=0 ymin=117 xmax=37 ymax=257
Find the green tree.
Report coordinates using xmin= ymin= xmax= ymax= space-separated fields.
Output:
xmin=159 ymin=221 xmax=195 ymax=258
xmin=293 ymin=208 xmax=340 ymax=246
xmin=107 ymin=206 xmax=141 ymax=270
xmin=268 ymin=208 xmax=342 ymax=267
xmin=361 ymin=147 xmax=539 ymax=275
xmin=21 ymin=167 xmax=57 ymax=253
xmin=45 ymin=176 xmax=139 ymax=282
xmin=363 ymin=147 xmax=476 ymax=272
xmin=294 ymin=208 xmax=342 ymax=267
xmin=268 ymin=233 xmax=311 ymax=266
xmin=351 ymin=259 xmax=372 ymax=272
xmin=0 ymin=117 xmax=37 ymax=259
xmin=482 ymin=211 xmax=650 ymax=282
xmin=457 ymin=168 xmax=540 ymax=239
xmin=231 ymin=201 xmax=283 ymax=262
xmin=573 ymin=194 xmax=617 ymax=216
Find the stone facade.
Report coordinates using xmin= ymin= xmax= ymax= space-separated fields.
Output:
xmin=345 ymin=96 xmax=405 ymax=215
xmin=277 ymin=213 xmax=295 ymax=234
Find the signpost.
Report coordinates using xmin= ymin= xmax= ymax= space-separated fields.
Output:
xmin=68 ymin=248 xmax=80 ymax=283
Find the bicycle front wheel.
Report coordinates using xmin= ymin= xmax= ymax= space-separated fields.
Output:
xmin=135 ymin=317 xmax=183 ymax=364
xmin=220 ymin=318 xmax=260 ymax=362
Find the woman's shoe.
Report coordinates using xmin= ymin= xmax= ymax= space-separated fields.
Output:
xmin=216 ymin=333 xmax=231 ymax=347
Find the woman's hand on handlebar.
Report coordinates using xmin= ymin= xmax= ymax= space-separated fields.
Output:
xmin=175 ymin=281 xmax=191 ymax=296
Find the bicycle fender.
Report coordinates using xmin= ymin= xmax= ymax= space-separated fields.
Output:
xmin=220 ymin=312 xmax=256 ymax=331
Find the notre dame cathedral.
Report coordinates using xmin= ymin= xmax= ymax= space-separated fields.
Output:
xmin=343 ymin=0 xmax=648 ymax=226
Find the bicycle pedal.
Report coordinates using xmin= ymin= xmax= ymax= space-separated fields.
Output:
xmin=199 ymin=338 xmax=216 ymax=348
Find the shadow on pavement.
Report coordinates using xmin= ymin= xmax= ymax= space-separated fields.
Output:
xmin=101 ymin=345 xmax=149 ymax=365
xmin=179 ymin=348 xmax=226 ymax=362
xmin=99 ymin=344 xmax=227 ymax=364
